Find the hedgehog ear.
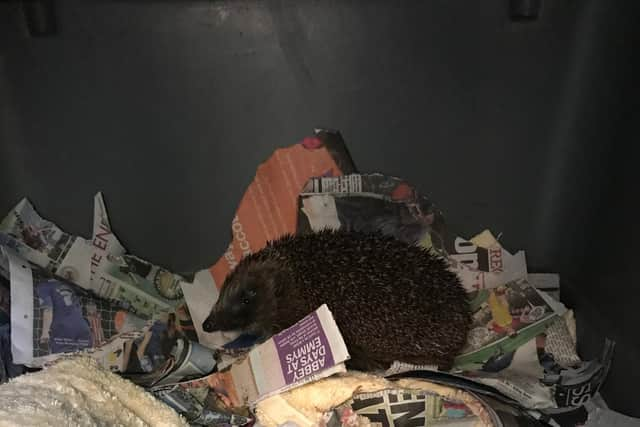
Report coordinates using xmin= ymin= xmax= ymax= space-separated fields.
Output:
xmin=253 ymin=258 xmax=281 ymax=291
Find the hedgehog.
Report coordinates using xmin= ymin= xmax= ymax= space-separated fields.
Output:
xmin=202 ymin=229 xmax=472 ymax=371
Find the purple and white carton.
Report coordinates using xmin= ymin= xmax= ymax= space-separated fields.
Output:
xmin=232 ymin=304 xmax=350 ymax=404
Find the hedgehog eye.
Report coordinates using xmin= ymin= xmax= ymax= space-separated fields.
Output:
xmin=243 ymin=288 xmax=257 ymax=302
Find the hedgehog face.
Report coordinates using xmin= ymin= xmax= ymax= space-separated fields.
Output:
xmin=202 ymin=258 xmax=279 ymax=340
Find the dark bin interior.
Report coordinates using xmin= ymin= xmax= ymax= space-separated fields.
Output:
xmin=1 ymin=0 xmax=638 ymax=417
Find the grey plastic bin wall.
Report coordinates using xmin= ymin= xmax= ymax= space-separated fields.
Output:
xmin=1 ymin=0 xmax=637 ymax=417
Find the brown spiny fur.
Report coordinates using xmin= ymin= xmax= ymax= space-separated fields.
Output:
xmin=203 ymin=229 xmax=472 ymax=371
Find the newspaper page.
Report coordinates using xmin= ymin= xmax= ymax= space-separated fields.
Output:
xmin=231 ymin=303 xmax=349 ymax=405
xmin=2 ymin=246 xmax=155 ymax=370
xmin=451 ymin=284 xmax=611 ymax=410
xmin=122 ymin=338 xmax=217 ymax=388
xmin=0 ymin=194 xmax=193 ymax=322
xmin=0 ymin=197 xmax=216 ymax=380
xmin=544 ymin=315 xmax=581 ymax=368
xmin=463 ymin=338 xmax=556 ymax=409
xmin=158 ymin=368 xmax=248 ymax=411
xmin=349 ymin=389 xmax=484 ymax=427
xmin=297 ymin=174 xmax=528 ymax=292
xmin=441 ymin=228 xmax=528 ymax=292
xmin=454 ymin=254 xmax=527 ymax=293
xmin=2 ymin=247 xmax=203 ymax=377
xmin=388 ymin=335 xmax=611 ymax=412
xmin=184 ymin=130 xmax=357 ymax=348
xmin=471 ymin=338 xmax=615 ymax=410
xmin=298 ymin=174 xmax=446 ymax=251
xmin=454 ymin=278 xmax=558 ymax=369
xmin=392 ymin=332 xmax=611 ymax=411
xmin=0 ymin=198 xmax=92 ymax=286
xmin=160 ymin=304 xmax=350 ymax=410
xmin=542 ymin=339 xmax=615 ymax=409
xmin=89 ymin=193 xmax=190 ymax=319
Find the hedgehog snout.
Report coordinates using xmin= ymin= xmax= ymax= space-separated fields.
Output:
xmin=203 ymin=307 xmax=238 ymax=333
xmin=202 ymin=315 xmax=217 ymax=333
